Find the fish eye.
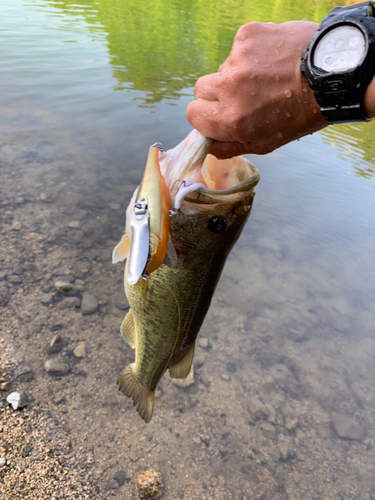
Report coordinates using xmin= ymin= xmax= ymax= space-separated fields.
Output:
xmin=208 ymin=217 xmax=226 ymax=234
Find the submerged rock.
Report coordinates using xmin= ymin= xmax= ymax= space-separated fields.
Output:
xmin=172 ymin=367 xmax=194 ymax=388
xmin=54 ymin=281 xmax=79 ymax=295
xmin=81 ymin=293 xmax=98 ymax=315
xmin=331 ymin=412 xmax=364 ymax=440
xmin=7 ymin=391 xmax=27 ymax=410
xmin=73 ymin=343 xmax=86 ymax=358
xmin=136 ymin=468 xmax=163 ymax=499
xmin=58 ymin=296 xmax=81 ymax=309
xmin=44 ymin=359 xmax=69 ymax=376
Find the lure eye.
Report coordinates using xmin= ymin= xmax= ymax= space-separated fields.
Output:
xmin=208 ymin=217 xmax=226 ymax=234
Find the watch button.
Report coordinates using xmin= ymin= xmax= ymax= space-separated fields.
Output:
xmin=324 ymin=79 xmax=347 ymax=93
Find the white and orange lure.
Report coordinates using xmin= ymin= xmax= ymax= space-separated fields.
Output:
xmin=112 ymin=143 xmax=171 ymax=285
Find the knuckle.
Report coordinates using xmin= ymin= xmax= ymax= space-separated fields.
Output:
xmin=235 ymin=22 xmax=263 ymax=42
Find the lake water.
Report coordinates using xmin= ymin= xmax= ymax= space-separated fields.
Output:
xmin=2 ymin=1 xmax=375 ymax=499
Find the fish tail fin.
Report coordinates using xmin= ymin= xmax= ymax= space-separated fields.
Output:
xmin=118 ymin=363 xmax=155 ymax=423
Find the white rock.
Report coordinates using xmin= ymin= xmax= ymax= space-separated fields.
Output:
xmin=6 ymin=391 xmax=27 ymax=410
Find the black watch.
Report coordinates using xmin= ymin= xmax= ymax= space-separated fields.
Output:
xmin=301 ymin=1 xmax=375 ymax=123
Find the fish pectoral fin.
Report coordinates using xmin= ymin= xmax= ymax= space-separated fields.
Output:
xmin=112 ymin=233 xmax=131 ymax=264
xmin=118 ymin=364 xmax=155 ymax=424
xmin=169 ymin=341 xmax=195 ymax=379
xmin=120 ymin=309 xmax=136 ymax=349
xmin=163 ymin=236 xmax=178 ymax=268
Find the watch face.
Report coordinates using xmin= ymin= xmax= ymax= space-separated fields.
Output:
xmin=313 ymin=25 xmax=366 ymax=72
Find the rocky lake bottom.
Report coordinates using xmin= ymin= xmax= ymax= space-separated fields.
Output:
xmin=2 ymin=129 xmax=375 ymax=500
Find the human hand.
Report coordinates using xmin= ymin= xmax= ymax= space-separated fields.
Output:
xmin=186 ymin=21 xmax=328 ymax=158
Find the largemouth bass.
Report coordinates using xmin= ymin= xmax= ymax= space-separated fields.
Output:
xmin=113 ymin=130 xmax=260 ymax=423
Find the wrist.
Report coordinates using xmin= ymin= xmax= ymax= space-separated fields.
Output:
xmin=364 ymin=75 xmax=375 ymax=118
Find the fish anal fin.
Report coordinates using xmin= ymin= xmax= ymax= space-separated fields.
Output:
xmin=112 ymin=234 xmax=131 ymax=264
xmin=169 ymin=342 xmax=195 ymax=379
xmin=120 ymin=309 xmax=136 ymax=349
xmin=118 ymin=364 xmax=155 ymax=424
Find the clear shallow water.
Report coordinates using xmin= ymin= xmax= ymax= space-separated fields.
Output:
xmin=2 ymin=1 xmax=375 ymax=499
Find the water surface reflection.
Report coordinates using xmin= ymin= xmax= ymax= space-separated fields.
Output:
xmin=1 ymin=1 xmax=375 ymax=499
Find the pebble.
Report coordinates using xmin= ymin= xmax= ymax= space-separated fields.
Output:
xmin=73 ymin=343 xmax=86 ymax=358
xmin=44 ymin=359 xmax=69 ymax=375
xmin=114 ymin=469 xmax=127 ymax=487
xmin=172 ymin=367 xmax=194 ymax=388
xmin=68 ymin=220 xmax=81 ymax=228
xmin=11 ymin=221 xmax=22 ymax=231
xmin=7 ymin=275 xmax=22 ymax=284
xmin=0 ymin=381 xmax=11 ymax=391
xmin=16 ymin=366 xmax=33 ymax=382
xmin=55 ymin=280 xmax=78 ymax=295
xmin=177 ymin=489 xmax=184 ymax=498
xmin=50 ymin=334 xmax=62 ymax=348
xmin=109 ymin=203 xmax=121 ymax=210
xmin=6 ymin=391 xmax=27 ymax=410
xmin=81 ymin=293 xmax=99 ymax=315
xmin=0 ymin=458 xmax=6 ymax=467
xmin=114 ymin=295 xmax=129 ymax=311
xmin=248 ymin=396 xmax=270 ymax=421
xmin=271 ymin=450 xmax=281 ymax=462
xmin=259 ymin=422 xmax=276 ymax=439
xmin=136 ymin=468 xmax=163 ymax=499
xmin=331 ymin=412 xmax=364 ymax=440
xmin=285 ymin=416 xmax=298 ymax=431
xmin=41 ymin=293 xmax=54 ymax=305
xmin=226 ymin=361 xmax=237 ymax=373
xmin=198 ymin=337 xmax=208 ymax=349
xmin=58 ymin=296 xmax=81 ymax=309
xmin=105 ymin=479 xmax=119 ymax=490
xmin=292 ymin=470 xmax=301 ymax=483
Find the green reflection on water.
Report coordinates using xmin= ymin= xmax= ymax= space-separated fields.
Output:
xmin=51 ymin=0 xmax=349 ymax=101
xmin=48 ymin=0 xmax=375 ymax=177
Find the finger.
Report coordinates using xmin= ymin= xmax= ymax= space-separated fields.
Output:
xmin=194 ymin=73 xmax=220 ymax=101
xmin=186 ymin=99 xmax=228 ymax=141
xmin=209 ymin=140 xmax=272 ymax=159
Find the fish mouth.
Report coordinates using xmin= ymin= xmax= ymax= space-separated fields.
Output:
xmin=159 ymin=130 xmax=260 ymax=207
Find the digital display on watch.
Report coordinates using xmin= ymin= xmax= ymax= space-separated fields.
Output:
xmin=313 ymin=25 xmax=366 ymax=72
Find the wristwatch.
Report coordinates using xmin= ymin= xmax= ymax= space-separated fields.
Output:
xmin=301 ymin=1 xmax=375 ymax=123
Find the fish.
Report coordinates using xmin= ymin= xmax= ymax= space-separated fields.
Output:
xmin=112 ymin=129 xmax=260 ymax=423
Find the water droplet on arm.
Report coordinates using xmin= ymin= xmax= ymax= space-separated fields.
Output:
xmin=285 ymin=89 xmax=293 ymax=98
xmin=285 ymin=111 xmax=292 ymax=118
xmin=276 ymin=131 xmax=283 ymax=138
xmin=275 ymin=75 xmax=280 ymax=82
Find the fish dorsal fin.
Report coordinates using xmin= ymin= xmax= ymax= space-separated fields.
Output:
xmin=164 ymin=236 xmax=178 ymax=267
xmin=168 ymin=341 xmax=195 ymax=379
xmin=112 ymin=234 xmax=131 ymax=264
xmin=120 ymin=309 xmax=136 ymax=348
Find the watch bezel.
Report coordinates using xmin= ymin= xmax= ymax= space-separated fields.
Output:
xmin=311 ymin=23 xmax=368 ymax=74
